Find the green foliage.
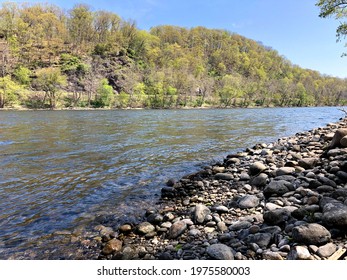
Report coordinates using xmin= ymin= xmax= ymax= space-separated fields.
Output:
xmin=0 ymin=1 xmax=347 ymax=109
xmin=13 ymin=66 xmax=31 ymax=86
xmin=316 ymin=0 xmax=347 ymax=52
xmin=115 ymin=91 xmax=130 ymax=108
xmin=218 ymin=75 xmax=243 ymax=107
xmin=0 ymin=76 xmax=23 ymax=108
xmin=94 ymin=78 xmax=114 ymax=107
xmin=35 ymin=67 xmax=67 ymax=109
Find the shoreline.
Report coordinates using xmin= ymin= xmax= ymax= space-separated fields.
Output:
xmin=0 ymin=104 xmax=344 ymax=112
xmin=91 ymin=116 xmax=347 ymax=260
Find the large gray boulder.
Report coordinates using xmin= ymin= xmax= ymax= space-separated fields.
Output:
xmin=320 ymin=197 xmax=347 ymax=227
xmin=329 ymin=128 xmax=347 ymax=148
xmin=292 ymin=223 xmax=331 ymax=245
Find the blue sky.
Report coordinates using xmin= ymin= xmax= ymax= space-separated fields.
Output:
xmin=3 ymin=0 xmax=347 ymax=78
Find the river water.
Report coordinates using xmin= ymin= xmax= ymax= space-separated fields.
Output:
xmin=0 ymin=107 xmax=344 ymax=259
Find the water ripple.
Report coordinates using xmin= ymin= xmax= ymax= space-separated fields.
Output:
xmin=0 ymin=107 xmax=344 ymax=258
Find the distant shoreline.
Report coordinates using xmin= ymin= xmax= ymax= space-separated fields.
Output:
xmin=0 ymin=104 xmax=343 ymax=112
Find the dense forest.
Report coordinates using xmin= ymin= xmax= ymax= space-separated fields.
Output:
xmin=0 ymin=2 xmax=347 ymax=109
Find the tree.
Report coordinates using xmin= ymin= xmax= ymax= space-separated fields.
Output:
xmin=68 ymin=4 xmax=93 ymax=54
xmin=13 ymin=66 xmax=31 ymax=85
xmin=317 ymin=0 xmax=347 ymax=54
xmin=0 ymin=39 xmax=11 ymax=76
xmin=0 ymin=76 xmax=21 ymax=108
xmin=94 ymin=78 xmax=114 ymax=107
xmin=35 ymin=67 xmax=67 ymax=109
xmin=217 ymin=74 xmax=243 ymax=107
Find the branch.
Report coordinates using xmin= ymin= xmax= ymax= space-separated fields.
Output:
xmin=338 ymin=107 xmax=347 ymax=116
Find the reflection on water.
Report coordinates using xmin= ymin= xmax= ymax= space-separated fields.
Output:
xmin=0 ymin=107 xmax=344 ymax=258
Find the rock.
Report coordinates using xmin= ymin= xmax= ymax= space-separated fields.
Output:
xmin=168 ymin=220 xmax=187 ymax=239
xmin=317 ymin=175 xmax=337 ymax=188
xmin=292 ymin=223 xmax=331 ymax=245
xmin=245 ymin=233 xmax=272 ymax=248
xmin=206 ymin=244 xmax=234 ymax=260
xmin=331 ymin=189 xmax=347 ymax=199
xmin=276 ymin=167 xmax=295 ymax=176
xmin=336 ymin=171 xmax=347 ymax=182
xmin=265 ymin=202 xmax=282 ymax=211
xmin=263 ymin=208 xmax=291 ymax=225
xmin=340 ymin=161 xmax=347 ymax=172
xmin=329 ymin=128 xmax=347 ymax=148
xmin=317 ymin=243 xmax=336 ymax=258
xmin=137 ymin=222 xmax=155 ymax=235
xmin=161 ymin=187 xmax=176 ymax=198
xmin=340 ymin=134 xmax=347 ymax=147
xmin=217 ymin=221 xmax=228 ymax=232
xmin=213 ymin=205 xmax=229 ymax=213
xmin=226 ymin=158 xmax=240 ymax=165
xmin=249 ymin=162 xmax=267 ymax=176
xmin=229 ymin=221 xmax=252 ymax=231
xmin=299 ymin=158 xmax=318 ymax=169
xmin=238 ymin=195 xmax=260 ymax=209
xmin=327 ymin=148 xmax=343 ymax=157
xmin=166 ymin=178 xmax=176 ymax=187
xmin=213 ymin=166 xmax=225 ymax=173
xmin=119 ymin=224 xmax=132 ymax=233
xmin=250 ymin=173 xmax=268 ymax=187
xmin=259 ymin=226 xmax=282 ymax=235
xmin=240 ymin=172 xmax=251 ymax=181
xmin=287 ymin=246 xmax=313 ymax=260
xmin=102 ymin=239 xmax=123 ymax=255
xmin=274 ymin=175 xmax=296 ymax=183
xmin=160 ymin=222 xmax=172 ymax=229
xmin=214 ymin=173 xmax=233 ymax=180
xmin=193 ymin=204 xmax=211 ymax=224
xmin=121 ymin=246 xmax=137 ymax=259
xmin=189 ymin=229 xmax=201 ymax=237
xmin=147 ymin=213 xmax=164 ymax=224
xmin=263 ymin=180 xmax=294 ymax=197
xmin=320 ymin=198 xmax=347 ymax=227
xmin=204 ymin=227 xmax=215 ymax=233
xmin=262 ymin=251 xmax=283 ymax=260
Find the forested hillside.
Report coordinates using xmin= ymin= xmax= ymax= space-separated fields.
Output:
xmin=1 ymin=2 xmax=346 ymax=109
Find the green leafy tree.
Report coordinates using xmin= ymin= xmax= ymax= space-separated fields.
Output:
xmin=35 ymin=67 xmax=67 ymax=109
xmin=0 ymin=75 xmax=22 ymax=108
xmin=13 ymin=66 xmax=31 ymax=85
xmin=217 ymin=74 xmax=243 ymax=107
xmin=317 ymin=0 xmax=347 ymax=53
xmin=94 ymin=78 xmax=114 ymax=107
xmin=68 ymin=4 xmax=93 ymax=54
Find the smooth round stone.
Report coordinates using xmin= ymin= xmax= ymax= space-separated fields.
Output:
xmin=206 ymin=244 xmax=234 ymax=260
xmin=168 ymin=220 xmax=187 ymax=239
xmin=137 ymin=222 xmax=155 ymax=235
xmin=119 ymin=224 xmax=132 ymax=233
xmin=292 ymin=223 xmax=331 ymax=245
xmin=238 ymin=195 xmax=260 ymax=209
xmin=317 ymin=243 xmax=337 ymax=258
xmin=249 ymin=162 xmax=267 ymax=176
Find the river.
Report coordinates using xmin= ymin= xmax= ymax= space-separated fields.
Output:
xmin=0 ymin=107 xmax=344 ymax=259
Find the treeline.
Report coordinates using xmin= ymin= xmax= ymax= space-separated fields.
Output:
xmin=0 ymin=2 xmax=346 ymax=109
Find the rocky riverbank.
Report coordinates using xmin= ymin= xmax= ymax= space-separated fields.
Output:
xmin=94 ymin=117 xmax=347 ymax=260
